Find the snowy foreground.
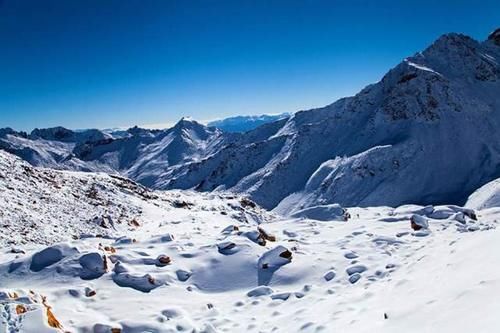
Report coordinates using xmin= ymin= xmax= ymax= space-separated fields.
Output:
xmin=1 ymin=151 xmax=500 ymax=332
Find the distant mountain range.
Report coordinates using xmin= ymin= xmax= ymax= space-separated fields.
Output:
xmin=207 ymin=113 xmax=291 ymax=132
xmin=1 ymin=29 xmax=499 ymax=213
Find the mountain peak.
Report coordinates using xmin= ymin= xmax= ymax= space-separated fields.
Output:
xmin=172 ymin=117 xmax=214 ymax=137
xmin=30 ymin=126 xmax=75 ymax=141
xmin=174 ymin=117 xmax=202 ymax=129
xmin=425 ymin=32 xmax=477 ymax=54
xmin=0 ymin=127 xmax=28 ymax=138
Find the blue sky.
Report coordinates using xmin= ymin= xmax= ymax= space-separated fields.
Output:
xmin=0 ymin=0 xmax=498 ymax=131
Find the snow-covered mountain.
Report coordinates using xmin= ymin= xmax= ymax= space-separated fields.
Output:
xmin=73 ymin=118 xmax=237 ymax=188
xmin=163 ymin=31 xmax=500 ymax=212
xmin=4 ymin=29 xmax=500 ymax=333
xmin=207 ymin=113 xmax=291 ymax=132
xmin=2 ymin=30 xmax=500 ymax=215
xmin=0 ymin=118 xmax=238 ymax=186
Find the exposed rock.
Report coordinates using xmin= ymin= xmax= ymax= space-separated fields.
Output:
xmin=258 ymin=245 xmax=292 ymax=269
xmin=488 ymin=28 xmax=500 ymax=45
xmin=324 ymin=270 xmax=336 ymax=281
xmin=156 ymin=255 xmax=171 ymax=266
xmin=217 ymin=241 xmax=237 ymax=254
xmin=346 ymin=265 xmax=367 ymax=276
xmin=258 ymin=226 xmax=276 ymax=242
xmin=410 ymin=214 xmax=429 ymax=231
xmin=349 ymin=273 xmax=362 ymax=284
xmin=15 ymin=304 xmax=27 ymax=314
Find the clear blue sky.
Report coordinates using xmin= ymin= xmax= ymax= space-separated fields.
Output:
xmin=0 ymin=0 xmax=498 ymax=131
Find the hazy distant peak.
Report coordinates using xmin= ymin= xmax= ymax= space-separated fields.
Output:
xmin=208 ymin=113 xmax=291 ymax=133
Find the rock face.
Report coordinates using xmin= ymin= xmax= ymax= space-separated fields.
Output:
xmin=488 ymin=28 xmax=500 ymax=45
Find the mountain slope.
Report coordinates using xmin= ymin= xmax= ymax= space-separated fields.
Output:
xmin=164 ymin=31 xmax=500 ymax=212
xmin=0 ymin=150 xmax=271 ymax=247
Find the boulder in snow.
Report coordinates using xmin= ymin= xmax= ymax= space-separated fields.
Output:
xmin=79 ymin=252 xmax=108 ymax=280
xmin=410 ymin=214 xmax=429 ymax=231
xmin=258 ymin=245 xmax=292 ymax=269
xmin=30 ymin=244 xmax=79 ymax=272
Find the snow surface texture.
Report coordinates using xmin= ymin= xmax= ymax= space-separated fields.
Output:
xmin=1 ymin=156 xmax=499 ymax=332
xmin=2 ymin=32 xmax=499 ymax=213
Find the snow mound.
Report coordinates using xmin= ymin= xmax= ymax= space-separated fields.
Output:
xmin=289 ymin=204 xmax=349 ymax=221
xmin=30 ymin=244 xmax=79 ymax=272
xmin=466 ymin=177 xmax=500 ymax=209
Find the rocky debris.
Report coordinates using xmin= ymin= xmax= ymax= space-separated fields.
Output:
xmin=257 ymin=226 xmax=276 ymax=242
xmin=128 ymin=218 xmax=140 ymax=228
xmin=15 ymin=304 xmax=27 ymax=314
xmin=108 ymin=174 xmax=157 ymax=200
xmin=100 ymin=244 xmax=116 ymax=253
xmin=10 ymin=247 xmax=25 ymax=254
xmin=85 ymin=287 xmax=97 ymax=297
xmin=172 ymin=200 xmax=193 ymax=209
xmin=240 ymin=198 xmax=257 ymax=209
xmin=93 ymin=215 xmax=114 ymax=229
